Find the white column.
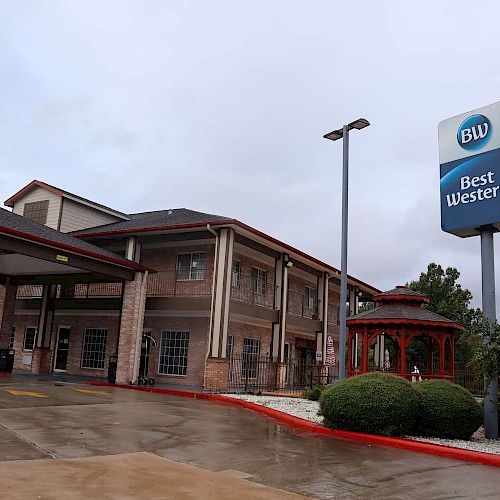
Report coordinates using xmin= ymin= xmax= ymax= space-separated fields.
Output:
xmin=271 ymin=253 xmax=289 ymax=363
xmin=208 ymin=228 xmax=234 ymax=358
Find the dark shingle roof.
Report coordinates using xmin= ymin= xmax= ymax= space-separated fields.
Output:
xmin=72 ymin=208 xmax=231 ymax=236
xmin=376 ymin=287 xmax=427 ymax=298
xmin=348 ymin=304 xmax=457 ymax=324
xmin=0 ymin=208 xmax=144 ymax=270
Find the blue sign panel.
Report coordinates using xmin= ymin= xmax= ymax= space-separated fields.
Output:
xmin=439 ymin=102 xmax=500 ymax=237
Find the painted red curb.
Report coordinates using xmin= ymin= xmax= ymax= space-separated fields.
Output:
xmin=85 ymin=381 xmax=500 ymax=468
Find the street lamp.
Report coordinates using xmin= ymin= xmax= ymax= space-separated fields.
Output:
xmin=324 ymin=118 xmax=370 ymax=380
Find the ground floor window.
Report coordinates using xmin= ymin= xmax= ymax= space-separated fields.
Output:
xmin=243 ymin=337 xmax=260 ymax=379
xmin=23 ymin=327 xmax=37 ymax=350
xmin=81 ymin=328 xmax=107 ymax=369
xmin=158 ymin=331 xmax=190 ymax=376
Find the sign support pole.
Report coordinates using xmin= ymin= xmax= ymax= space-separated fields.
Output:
xmin=480 ymin=226 xmax=499 ymax=439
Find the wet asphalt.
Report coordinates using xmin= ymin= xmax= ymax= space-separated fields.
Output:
xmin=0 ymin=377 xmax=499 ymax=499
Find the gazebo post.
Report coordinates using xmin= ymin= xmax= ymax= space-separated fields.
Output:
xmin=400 ymin=330 xmax=407 ymax=380
xmin=347 ymin=332 xmax=353 ymax=375
xmin=361 ymin=328 xmax=368 ymax=373
xmin=428 ymin=337 xmax=434 ymax=376
xmin=449 ymin=334 xmax=455 ymax=380
xmin=439 ymin=336 xmax=445 ymax=378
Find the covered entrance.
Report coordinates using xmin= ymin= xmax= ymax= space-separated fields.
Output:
xmin=0 ymin=208 xmax=152 ymax=383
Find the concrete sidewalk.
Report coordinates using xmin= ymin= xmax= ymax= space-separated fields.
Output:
xmin=0 ymin=452 xmax=305 ymax=499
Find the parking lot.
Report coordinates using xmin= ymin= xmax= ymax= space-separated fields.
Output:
xmin=0 ymin=376 xmax=499 ymax=499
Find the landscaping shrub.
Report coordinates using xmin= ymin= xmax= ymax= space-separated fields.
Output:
xmin=414 ymin=380 xmax=483 ymax=439
xmin=303 ymin=385 xmax=325 ymax=401
xmin=319 ymin=372 xmax=420 ymax=436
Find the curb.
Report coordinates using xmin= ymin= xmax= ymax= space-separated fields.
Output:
xmin=85 ymin=380 xmax=500 ymax=468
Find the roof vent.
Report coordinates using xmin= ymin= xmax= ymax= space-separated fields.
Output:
xmin=396 ymin=285 xmax=406 ymax=289
xmin=167 ymin=210 xmax=173 ymax=215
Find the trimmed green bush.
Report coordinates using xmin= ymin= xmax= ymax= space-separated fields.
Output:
xmin=414 ymin=380 xmax=483 ymax=439
xmin=319 ymin=373 xmax=420 ymax=436
xmin=303 ymin=385 xmax=325 ymax=401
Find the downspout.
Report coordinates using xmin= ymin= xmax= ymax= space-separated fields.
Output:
xmin=131 ymin=270 xmax=148 ymax=384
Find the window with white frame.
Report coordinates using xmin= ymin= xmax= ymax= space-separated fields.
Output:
xmin=251 ymin=267 xmax=267 ymax=295
xmin=305 ymin=287 xmax=317 ymax=309
xmin=9 ymin=326 xmax=15 ymax=349
xmin=158 ymin=331 xmax=190 ymax=376
xmin=81 ymin=328 xmax=107 ymax=369
xmin=242 ymin=337 xmax=260 ymax=379
xmin=176 ymin=252 xmax=206 ymax=281
xmin=23 ymin=327 xmax=37 ymax=350
xmin=231 ymin=260 xmax=241 ymax=288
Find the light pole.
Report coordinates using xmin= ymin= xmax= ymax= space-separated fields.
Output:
xmin=324 ymin=118 xmax=370 ymax=380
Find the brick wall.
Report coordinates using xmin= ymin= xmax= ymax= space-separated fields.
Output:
xmin=143 ymin=316 xmax=209 ymax=386
xmin=11 ymin=313 xmax=120 ymax=376
xmin=0 ymin=284 xmax=17 ymax=349
xmin=227 ymin=321 xmax=273 ymax=357
xmin=141 ymin=244 xmax=215 ymax=271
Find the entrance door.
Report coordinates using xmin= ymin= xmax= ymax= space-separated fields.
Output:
xmin=54 ymin=327 xmax=71 ymax=371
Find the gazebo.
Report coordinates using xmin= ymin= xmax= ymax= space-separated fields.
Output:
xmin=346 ymin=286 xmax=463 ymax=381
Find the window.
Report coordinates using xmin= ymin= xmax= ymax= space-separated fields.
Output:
xmin=9 ymin=327 xmax=15 ymax=349
xmin=226 ymin=335 xmax=233 ymax=358
xmin=176 ymin=253 xmax=206 ymax=281
xmin=158 ymin=331 xmax=190 ymax=376
xmin=23 ymin=327 xmax=37 ymax=350
xmin=23 ymin=200 xmax=49 ymax=224
xmin=81 ymin=328 xmax=107 ymax=369
xmin=305 ymin=287 xmax=317 ymax=309
xmin=242 ymin=337 xmax=260 ymax=379
xmin=251 ymin=267 xmax=267 ymax=295
xmin=231 ymin=260 xmax=241 ymax=288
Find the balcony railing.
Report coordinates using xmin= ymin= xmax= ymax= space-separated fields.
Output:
xmin=287 ymin=289 xmax=320 ymax=319
xmin=72 ymin=283 xmax=123 ymax=298
xmin=230 ymin=273 xmax=276 ymax=309
xmin=16 ymin=285 xmax=43 ymax=299
xmin=147 ymin=269 xmax=213 ymax=296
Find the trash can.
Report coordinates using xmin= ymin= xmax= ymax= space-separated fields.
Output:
xmin=108 ymin=355 xmax=118 ymax=383
xmin=0 ymin=349 xmax=15 ymax=373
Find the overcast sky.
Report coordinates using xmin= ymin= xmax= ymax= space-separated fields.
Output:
xmin=1 ymin=1 xmax=500 ymax=309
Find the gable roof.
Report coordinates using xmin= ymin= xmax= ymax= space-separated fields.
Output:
xmin=0 ymin=208 xmax=150 ymax=272
xmin=4 ymin=180 xmax=130 ymax=220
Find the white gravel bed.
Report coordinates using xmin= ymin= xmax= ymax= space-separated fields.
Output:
xmin=223 ymin=393 xmax=500 ymax=455
xmin=408 ymin=428 xmax=500 ymax=455
xmin=223 ymin=393 xmax=323 ymax=424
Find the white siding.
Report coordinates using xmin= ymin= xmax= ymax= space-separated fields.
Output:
xmin=59 ymin=199 xmax=122 ymax=233
xmin=12 ymin=186 xmax=61 ymax=230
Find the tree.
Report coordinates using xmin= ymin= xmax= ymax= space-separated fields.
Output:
xmin=407 ymin=263 xmax=482 ymax=369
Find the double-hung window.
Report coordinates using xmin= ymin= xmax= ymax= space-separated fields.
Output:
xmin=81 ymin=328 xmax=107 ymax=369
xmin=176 ymin=252 xmax=206 ymax=281
xmin=242 ymin=337 xmax=260 ymax=379
xmin=23 ymin=327 xmax=37 ymax=350
xmin=158 ymin=331 xmax=190 ymax=376
xmin=231 ymin=260 xmax=241 ymax=288
xmin=305 ymin=287 xmax=317 ymax=309
xmin=251 ymin=267 xmax=267 ymax=295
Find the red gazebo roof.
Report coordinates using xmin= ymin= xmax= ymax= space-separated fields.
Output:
xmin=347 ymin=286 xmax=463 ymax=330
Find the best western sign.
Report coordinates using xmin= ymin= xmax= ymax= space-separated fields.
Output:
xmin=439 ymin=101 xmax=500 ymax=237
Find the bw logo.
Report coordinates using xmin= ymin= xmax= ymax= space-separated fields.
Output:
xmin=457 ymin=114 xmax=492 ymax=151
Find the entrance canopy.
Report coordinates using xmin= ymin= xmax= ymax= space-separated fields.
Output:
xmin=0 ymin=208 xmax=151 ymax=285
xmin=346 ymin=286 xmax=463 ymax=381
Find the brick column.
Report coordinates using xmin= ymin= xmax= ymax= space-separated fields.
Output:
xmin=204 ymin=358 xmax=230 ymax=391
xmin=0 ymin=283 xmax=17 ymax=349
xmin=116 ymin=272 xmax=148 ymax=384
